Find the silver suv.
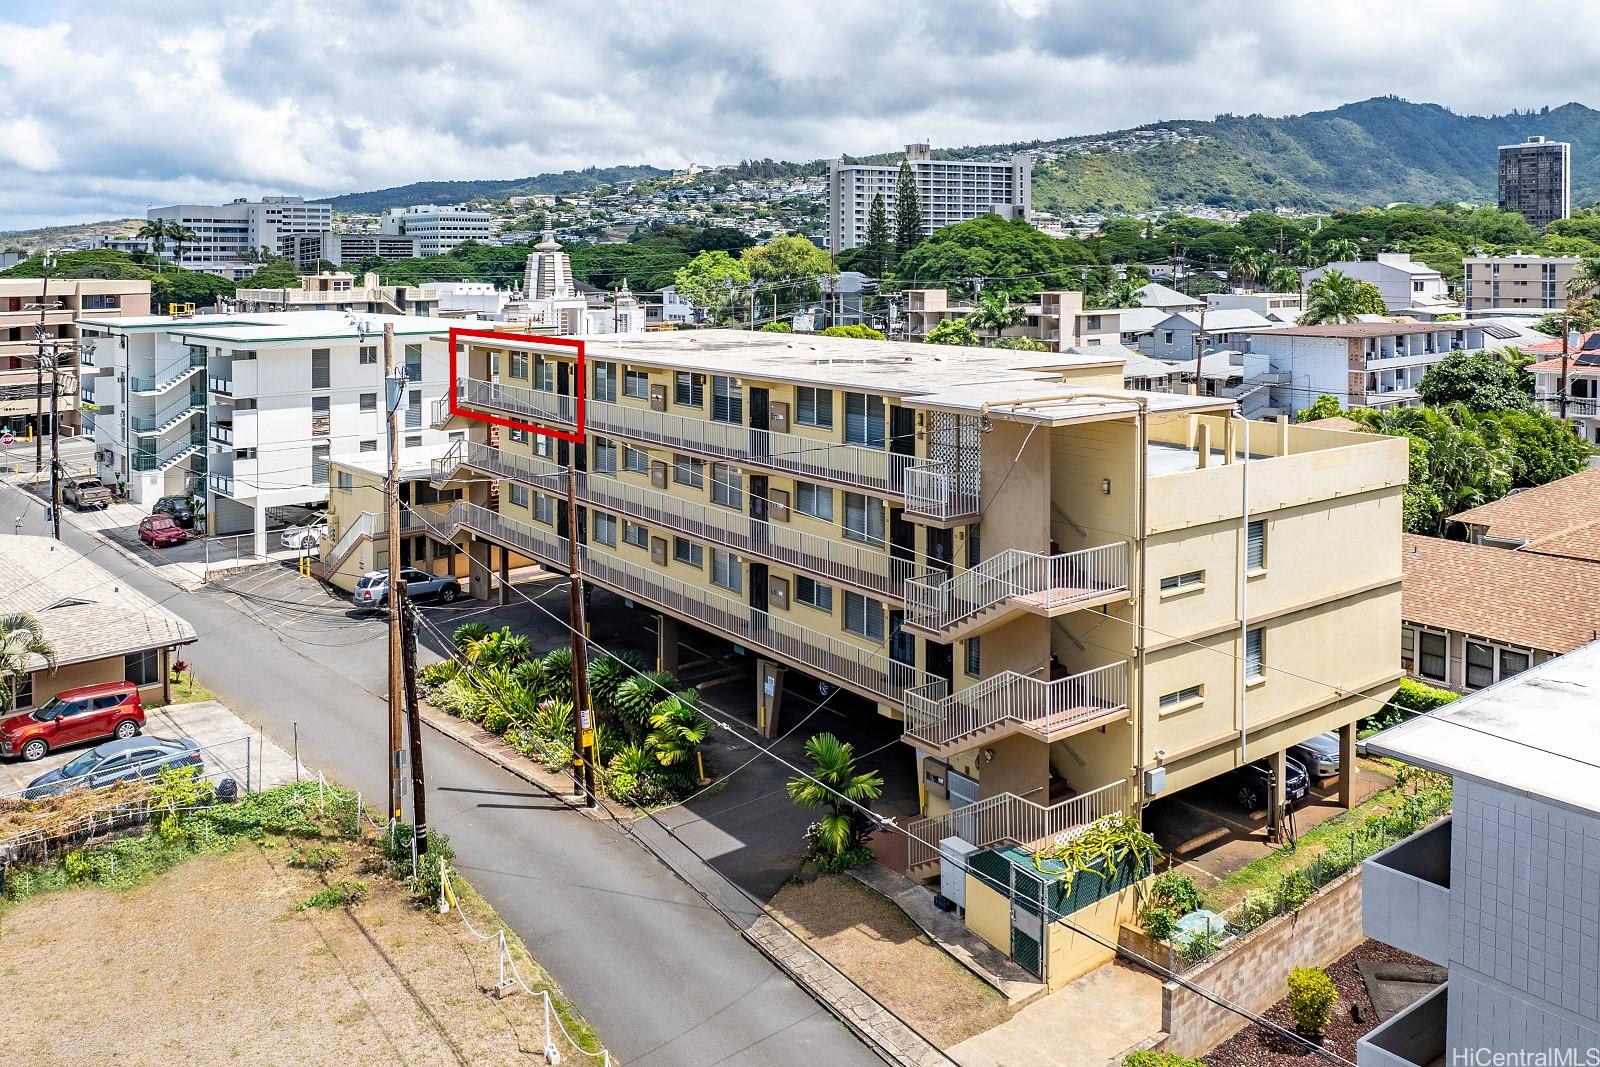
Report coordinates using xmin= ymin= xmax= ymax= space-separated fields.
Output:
xmin=352 ymin=568 xmax=461 ymax=610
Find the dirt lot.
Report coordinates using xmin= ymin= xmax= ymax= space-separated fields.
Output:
xmin=769 ymin=873 xmax=1014 ymax=1047
xmin=0 ymin=842 xmax=597 ymax=1067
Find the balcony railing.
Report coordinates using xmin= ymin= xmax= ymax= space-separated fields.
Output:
xmin=445 ymin=441 xmax=913 ymax=597
xmin=1362 ymin=818 xmax=1451 ymax=967
xmin=209 ymin=472 xmax=233 ymax=496
xmin=902 ymin=663 xmax=1128 ymax=754
xmin=431 ymin=394 xmax=454 ymax=429
xmin=453 ymin=376 xmax=578 ymax=428
xmin=210 ymin=422 xmax=233 ymax=445
xmin=905 ymin=781 xmax=1128 ymax=871
xmin=1541 ymin=395 xmax=1600 ymax=416
xmin=209 ymin=376 xmax=233 ymax=396
xmin=431 ymin=500 xmax=936 ymax=705
xmin=903 ymin=460 xmax=981 ymax=522
xmin=903 ymin=542 xmax=1129 ymax=635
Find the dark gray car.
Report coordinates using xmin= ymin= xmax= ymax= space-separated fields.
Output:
xmin=352 ymin=567 xmax=460 ymax=611
xmin=1288 ymin=732 xmax=1342 ymax=780
xmin=23 ymin=736 xmax=203 ymax=799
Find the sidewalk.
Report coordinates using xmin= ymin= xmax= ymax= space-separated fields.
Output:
xmin=419 ymin=703 xmax=954 ymax=1067
xmin=950 ymin=961 xmax=1166 ymax=1067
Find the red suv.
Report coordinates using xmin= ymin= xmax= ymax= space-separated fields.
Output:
xmin=138 ymin=515 xmax=187 ymax=547
xmin=0 ymin=681 xmax=145 ymax=762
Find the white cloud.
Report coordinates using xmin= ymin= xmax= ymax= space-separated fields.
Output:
xmin=1 ymin=0 xmax=1598 ymax=229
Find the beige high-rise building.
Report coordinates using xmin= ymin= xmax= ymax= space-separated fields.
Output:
xmin=393 ymin=331 xmax=1406 ymax=862
xmin=828 ymin=144 xmax=1031 ymax=252
xmin=0 ymin=277 xmax=151 ymax=438
xmin=1462 ymin=254 xmax=1594 ymax=313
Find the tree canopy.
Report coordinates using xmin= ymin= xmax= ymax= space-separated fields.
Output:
xmin=895 ymin=216 xmax=1096 ymax=299
xmin=923 ymin=317 xmax=979 ymax=346
xmin=672 ymin=250 xmax=751 ymax=325
xmin=1416 ymin=350 xmax=1534 ymax=412
xmin=742 ymin=235 xmax=831 ymax=309
xmin=1299 ymin=269 xmax=1388 ymax=324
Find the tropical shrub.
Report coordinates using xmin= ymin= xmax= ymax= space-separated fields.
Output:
xmin=1124 ymin=1052 xmax=1205 ymax=1067
xmin=787 ymin=733 xmax=884 ymax=859
xmin=1287 ymin=965 xmax=1338 ymax=1038
xmin=1141 ymin=906 xmax=1178 ymax=942
xmin=483 ymin=707 xmax=512 ymax=734
xmin=613 ymin=670 xmax=677 ymax=737
xmin=541 ymin=648 xmax=575 ymax=701
xmin=451 ymin=622 xmax=490 ymax=652
xmin=1146 ymin=870 xmax=1204 ymax=915
xmin=647 ymin=691 xmax=712 ymax=782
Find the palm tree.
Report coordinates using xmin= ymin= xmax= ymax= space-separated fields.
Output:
xmin=1290 ymin=239 xmax=1320 ymax=268
xmin=1565 ymin=254 xmax=1600 ymax=301
xmin=168 ymin=225 xmax=198 ymax=267
xmin=968 ymin=291 xmax=1024 ymax=343
xmin=1323 ymin=238 xmax=1361 ymax=264
xmin=1228 ymin=247 xmax=1260 ymax=287
xmin=0 ymin=613 xmax=55 ymax=711
xmin=786 ymin=732 xmax=885 ymax=858
xmin=136 ymin=219 xmax=174 ymax=271
xmin=1300 ymin=269 xmax=1368 ymax=325
xmin=1265 ymin=264 xmax=1302 ymax=293
xmin=647 ymin=691 xmax=712 ymax=778
xmin=1107 ymin=275 xmax=1143 ymax=308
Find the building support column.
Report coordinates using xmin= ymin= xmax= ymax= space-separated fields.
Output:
xmin=252 ymin=503 xmax=267 ymax=559
xmin=656 ymin=614 xmax=679 ymax=676
xmin=467 ymin=538 xmax=492 ymax=601
xmin=1268 ymin=748 xmax=1287 ymax=842
xmin=1338 ymin=721 xmax=1358 ymax=810
xmin=756 ymin=659 xmax=785 ymax=739
xmin=497 ymin=546 xmax=510 ymax=605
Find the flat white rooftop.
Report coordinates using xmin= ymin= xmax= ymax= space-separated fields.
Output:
xmin=76 ymin=310 xmax=462 ymax=343
xmin=1364 ymin=640 xmax=1600 ymax=817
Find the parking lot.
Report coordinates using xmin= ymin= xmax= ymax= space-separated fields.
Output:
xmin=1142 ymin=759 xmax=1395 ymax=888
xmin=0 ymin=700 xmax=300 ymax=797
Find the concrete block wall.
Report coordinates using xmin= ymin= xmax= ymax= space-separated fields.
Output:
xmin=1161 ymin=868 xmax=1365 ymax=1057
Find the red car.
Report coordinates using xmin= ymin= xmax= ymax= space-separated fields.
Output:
xmin=138 ymin=514 xmax=187 ymax=547
xmin=0 ymin=681 xmax=145 ymax=762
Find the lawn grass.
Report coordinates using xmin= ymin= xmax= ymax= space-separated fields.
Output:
xmin=1206 ymin=761 xmax=1450 ymax=911
xmin=151 ymin=672 xmax=215 ymax=706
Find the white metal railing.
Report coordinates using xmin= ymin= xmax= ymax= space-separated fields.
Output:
xmin=431 ymin=394 xmax=455 ymax=429
xmin=903 ymin=460 xmax=981 ymax=521
xmin=435 ymin=500 xmax=936 ymax=704
xmin=450 ymin=441 xmax=912 ymax=596
xmin=129 ymin=349 xmax=206 ymax=393
xmin=323 ymin=512 xmax=377 ymax=574
xmin=905 ymin=780 xmax=1129 ymax=870
xmin=903 ymin=542 xmax=1129 ymax=632
xmin=1541 ymin=395 xmax=1600 ymax=416
xmin=903 ymin=662 xmax=1128 ymax=751
xmin=130 ymin=389 xmax=205 ymax=433
xmin=455 ymin=376 xmax=577 ymax=428
xmin=583 ymin=395 xmax=914 ymax=494
xmin=208 ymin=376 xmax=233 ymax=396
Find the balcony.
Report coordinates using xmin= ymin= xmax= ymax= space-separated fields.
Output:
xmin=210 ymin=422 xmax=233 ymax=445
xmin=209 ymin=376 xmax=233 ymax=396
xmin=209 ymin=472 xmax=234 ymax=496
xmin=451 ymin=376 xmax=578 ymax=429
xmin=904 ymin=781 xmax=1128 ymax=876
xmin=440 ymin=441 xmax=913 ymax=598
xmin=902 ymin=663 xmax=1129 ymax=757
xmin=902 ymin=543 xmax=1131 ymax=640
xmin=1356 ymin=981 xmax=1446 ymax=1067
xmin=903 ymin=460 xmax=980 ymax=525
xmin=1362 ymin=818 xmax=1451 ymax=967
xmin=431 ymin=500 xmax=937 ymax=706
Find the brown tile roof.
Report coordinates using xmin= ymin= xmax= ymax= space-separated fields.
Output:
xmin=1447 ymin=469 xmax=1600 ymax=563
xmin=0 ymin=537 xmax=197 ymax=671
xmin=1402 ymin=534 xmax=1600 ymax=654
xmin=1522 ymin=332 xmax=1599 ymax=354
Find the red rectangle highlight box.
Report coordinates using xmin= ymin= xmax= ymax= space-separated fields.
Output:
xmin=447 ymin=326 xmax=586 ymax=443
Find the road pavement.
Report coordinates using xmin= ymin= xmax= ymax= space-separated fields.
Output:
xmin=0 ymin=476 xmax=878 ymax=1067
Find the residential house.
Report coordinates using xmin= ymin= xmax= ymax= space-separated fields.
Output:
xmin=1449 ymin=468 xmax=1600 ymax=561
xmin=2 ymin=278 xmax=151 ymax=439
xmin=2 ymin=536 xmax=197 ymax=710
xmin=1399 ymin=534 xmax=1600 ymax=693
xmin=902 ymin=288 xmax=1118 ymax=351
xmin=1303 ymin=254 xmax=1449 ymax=313
xmin=1242 ymin=322 xmax=1494 ymax=416
xmin=1137 ymin=308 xmax=1276 ymax=361
xmin=74 ymin=310 xmax=460 ymax=553
xmin=1106 ymin=306 xmax=1168 ymax=347
xmin=433 ymin=327 xmax=1407 ymax=903
xmin=1521 ymin=333 xmax=1600 ymax=444
xmin=1133 ymin=282 xmax=1205 ymax=313
xmin=1357 ymin=641 xmax=1600 ymax=1067
xmin=233 ymin=272 xmax=440 ymax=317
xmin=1205 ymin=292 xmax=1304 ymax=322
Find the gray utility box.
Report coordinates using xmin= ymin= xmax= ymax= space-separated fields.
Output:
xmin=939 ymin=836 xmax=982 ymax=911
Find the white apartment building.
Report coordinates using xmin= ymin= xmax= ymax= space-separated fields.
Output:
xmin=381 ymin=206 xmax=494 ymax=256
xmin=1526 ymin=335 xmax=1600 ymax=444
xmin=1357 ymin=642 xmax=1600 ymax=1067
xmin=279 ymin=231 xmax=422 ymax=269
xmin=74 ymin=310 xmax=458 ymax=552
xmin=233 ymin=272 xmax=440 ymax=317
xmin=1243 ymin=322 xmax=1495 ymax=415
xmin=1303 ymin=254 xmax=1451 ymax=312
xmin=147 ymin=196 xmax=333 ymax=274
xmin=827 ymin=144 xmax=1031 ymax=251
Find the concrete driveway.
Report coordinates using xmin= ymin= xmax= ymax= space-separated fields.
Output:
xmin=0 ymin=699 xmax=299 ymax=797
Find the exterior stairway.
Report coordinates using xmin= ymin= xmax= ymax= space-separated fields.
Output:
xmin=902 ymin=663 xmax=1129 ymax=758
xmin=904 ymin=781 xmax=1129 ymax=879
xmin=901 ymin=542 xmax=1130 ymax=640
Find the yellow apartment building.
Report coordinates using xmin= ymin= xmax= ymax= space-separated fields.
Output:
xmin=409 ymin=329 xmax=1406 ymax=862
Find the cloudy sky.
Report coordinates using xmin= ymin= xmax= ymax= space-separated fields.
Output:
xmin=1 ymin=0 xmax=1596 ymax=230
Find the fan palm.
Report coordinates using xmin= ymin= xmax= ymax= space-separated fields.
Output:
xmin=786 ymin=733 xmax=885 ymax=856
xmin=0 ymin=613 xmax=54 ymax=711
xmin=1300 ymin=269 xmax=1366 ymax=325
xmin=646 ymin=691 xmax=712 ymax=773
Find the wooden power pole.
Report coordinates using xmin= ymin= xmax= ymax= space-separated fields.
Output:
xmin=1560 ymin=308 xmax=1571 ymax=422
xmin=34 ymin=254 xmax=51 ymax=474
xmin=384 ymin=322 xmax=405 ymax=826
xmin=565 ymin=453 xmax=596 ymax=806
xmin=400 ymin=592 xmax=428 ymax=846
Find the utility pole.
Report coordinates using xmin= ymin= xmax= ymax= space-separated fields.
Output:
xmin=400 ymin=593 xmax=428 ymax=846
xmin=34 ymin=253 xmax=52 ymax=474
xmin=1192 ymin=303 xmax=1208 ymax=396
xmin=1559 ymin=307 xmax=1571 ymax=422
xmin=383 ymin=321 xmax=405 ymax=826
xmin=564 ymin=454 xmax=596 ymax=807
xmin=48 ymin=358 xmax=63 ymax=541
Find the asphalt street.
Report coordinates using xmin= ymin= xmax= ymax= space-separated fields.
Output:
xmin=0 ymin=469 xmax=878 ymax=1067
